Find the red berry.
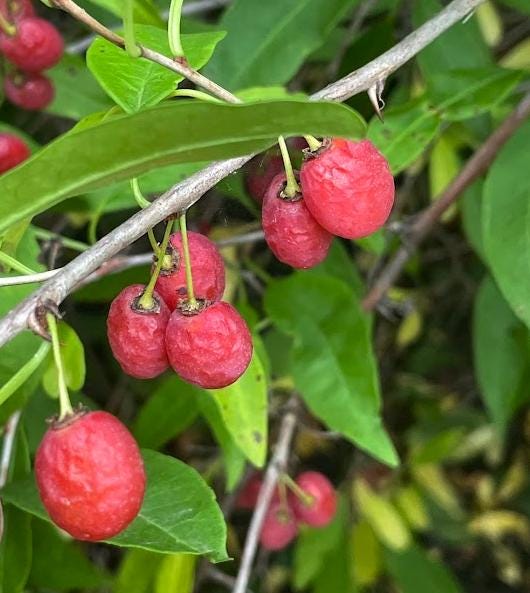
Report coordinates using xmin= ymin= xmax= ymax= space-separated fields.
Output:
xmin=236 ymin=474 xmax=263 ymax=510
xmin=35 ymin=410 xmax=146 ymax=542
xmin=0 ymin=0 xmax=34 ymax=21
xmin=290 ymin=471 xmax=337 ymax=527
xmin=0 ymin=132 xmax=29 ymax=173
xmin=262 ymin=172 xmax=333 ymax=269
xmin=300 ymin=138 xmax=395 ymax=239
xmin=260 ymin=500 xmax=298 ymax=551
xmin=245 ymin=151 xmax=284 ymax=203
xmin=4 ymin=72 xmax=54 ymax=110
xmin=0 ymin=17 xmax=63 ymax=72
xmin=155 ymin=231 xmax=225 ymax=310
xmin=107 ymin=284 xmax=170 ymax=379
xmin=165 ymin=301 xmax=252 ymax=389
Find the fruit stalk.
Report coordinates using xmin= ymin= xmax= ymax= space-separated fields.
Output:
xmin=281 ymin=473 xmax=314 ymax=507
xmin=277 ymin=135 xmax=299 ymax=198
xmin=131 ymin=178 xmax=159 ymax=254
xmin=168 ymin=0 xmax=184 ymax=58
xmin=178 ymin=213 xmax=197 ymax=308
xmin=123 ymin=0 xmax=140 ymax=58
xmin=138 ymin=219 xmax=173 ymax=310
xmin=46 ymin=313 xmax=73 ymax=420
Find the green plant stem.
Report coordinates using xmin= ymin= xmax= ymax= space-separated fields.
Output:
xmin=277 ymin=136 xmax=299 ymax=198
xmin=33 ymin=228 xmax=90 ymax=252
xmin=138 ymin=219 xmax=173 ymax=310
xmin=123 ymin=0 xmax=141 ymax=58
xmin=179 ymin=213 xmax=197 ymax=308
xmin=131 ymin=179 xmax=159 ymax=254
xmin=168 ymin=0 xmax=185 ymax=58
xmin=304 ymin=134 xmax=322 ymax=151
xmin=171 ymin=89 xmax=223 ymax=103
xmin=0 ymin=251 xmax=36 ymax=275
xmin=0 ymin=11 xmax=16 ymax=36
xmin=46 ymin=313 xmax=74 ymax=421
xmin=281 ymin=473 xmax=314 ymax=507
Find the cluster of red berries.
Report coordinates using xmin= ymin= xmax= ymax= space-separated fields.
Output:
xmin=107 ymin=230 xmax=253 ymax=389
xmin=0 ymin=0 xmax=63 ymax=110
xmin=249 ymin=137 xmax=395 ymax=269
xmin=237 ymin=471 xmax=338 ymax=551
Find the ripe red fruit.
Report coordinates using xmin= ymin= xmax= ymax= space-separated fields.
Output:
xmin=165 ymin=301 xmax=252 ymax=389
xmin=262 ymin=172 xmax=333 ymax=269
xmin=107 ymin=284 xmax=170 ymax=379
xmin=236 ymin=474 xmax=263 ymax=510
xmin=4 ymin=72 xmax=54 ymax=110
xmin=0 ymin=132 xmax=29 ymax=173
xmin=0 ymin=0 xmax=34 ymax=22
xmin=300 ymin=138 xmax=395 ymax=239
xmin=290 ymin=471 xmax=337 ymax=527
xmin=35 ymin=410 xmax=146 ymax=541
xmin=0 ymin=17 xmax=63 ymax=72
xmin=155 ymin=231 xmax=225 ymax=310
xmin=245 ymin=151 xmax=284 ymax=203
xmin=260 ymin=500 xmax=298 ymax=551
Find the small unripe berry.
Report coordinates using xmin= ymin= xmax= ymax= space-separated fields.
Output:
xmin=290 ymin=471 xmax=337 ymax=527
xmin=165 ymin=301 xmax=252 ymax=389
xmin=0 ymin=132 xmax=29 ymax=173
xmin=0 ymin=17 xmax=63 ymax=72
xmin=260 ymin=500 xmax=298 ymax=551
xmin=262 ymin=172 xmax=333 ymax=269
xmin=245 ymin=151 xmax=284 ymax=203
xmin=35 ymin=410 xmax=146 ymax=541
xmin=107 ymin=284 xmax=170 ymax=379
xmin=4 ymin=72 xmax=54 ymax=110
xmin=155 ymin=231 xmax=225 ymax=310
xmin=300 ymin=138 xmax=394 ymax=239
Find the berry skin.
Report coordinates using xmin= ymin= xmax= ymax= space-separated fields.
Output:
xmin=245 ymin=151 xmax=284 ymax=203
xmin=236 ymin=474 xmax=263 ymax=510
xmin=0 ymin=132 xmax=29 ymax=173
xmin=300 ymin=138 xmax=395 ymax=239
xmin=262 ymin=172 xmax=333 ymax=269
xmin=4 ymin=72 xmax=54 ymax=110
xmin=0 ymin=17 xmax=63 ymax=72
xmin=165 ymin=301 xmax=252 ymax=389
xmin=107 ymin=284 xmax=170 ymax=379
xmin=290 ymin=471 xmax=337 ymax=527
xmin=0 ymin=0 xmax=34 ymax=22
xmin=260 ymin=500 xmax=298 ymax=551
xmin=155 ymin=231 xmax=225 ymax=310
xmin=35 ymin=410 xmax=146 ymax=542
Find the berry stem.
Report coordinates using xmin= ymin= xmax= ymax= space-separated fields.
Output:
xmin=0 ymin=12 xmax=16 ymax=36
xmin=131 ymin=178 xmax=159 ymax=254
xmin=123 ymin=0 xmax=141 ymax=58
xmin=281 ymin=473 xmax=314 ymax=507
xmin=277 ymin=136 xmax=299 ymax=198
xmin=304 ymin=135 xmax=322 ymax=152
xmin=179 ymin=213 xmax=198 ymax=308
xmin=171 ymin=89 xmax=223 ymax=104
xmin=138 ymin=219 xmax=173 ymax=310
xmin=46 ymin=313 xmax=74 ymax=421
xmin=33 ymin=228 xmax=90 ymax=252
xmin=168 ymin=0 xmax=185 ymax=58
xmin=0 ymin=251 xmax=36 ymax=275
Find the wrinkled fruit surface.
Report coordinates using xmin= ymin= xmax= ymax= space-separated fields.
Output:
xmin=0 ymin=17 xmax=63 ymax=72
xmin=165 ymin=301 xmax=252 ymax=389
xmin=35 ymin=410 xmax=146 ymax=541
xmin=260 ymin=500 xmax=298 ymax=551
xmin=155 ymin=231 xmax=225 ymax=310
xmin=291 ymin=471 xmax=337 ymax=527
xmin=245 ymin=151 xmax=284 ymax=203
xmin=300 ymin=138 xmax=395 ymax=239
xmin=0 ymin=132 xmax=29 ymax=173
xmin=107 ymin=284 xmax=170 ymax=379
xmin=0 ymin=0 xmax=34 ymax=21
xmin=262 ymin=172 xmax=333 ymax=269
xmin=4 ymin=72 xmax=54 ymax=110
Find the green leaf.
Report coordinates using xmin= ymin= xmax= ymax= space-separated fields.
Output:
xmin=86 ymin=0 xmax=163 ymax=25
xmin=87 ymin=27 xmax=227 ymax=113
xmin=0 ymin=506 xmax=32 ymax=593
xmin=207 ymin=349 xmax=268 ymax=467
xmin=155 ymin=553 xmax=196 ymax=593
xmin=2 ymin=450 xmax=227 ymax=561
xmin=0 ymin=100 xmax=366 ymax=235
xmin=265 ymin=273 xmax=397 ymax=466
xmin=482 ymin=119 xmax=530 ymax=328
xmin=204 ymin=0 xmax=359 ymax=90
xmin=115 ymin=549 xmax=163 ymax=593
xmin=473 ymin=276 xmax=529 ymax=433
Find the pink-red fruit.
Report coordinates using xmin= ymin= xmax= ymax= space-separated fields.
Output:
xmin=290 ymin=471 xmax=337 ymax=527
xmin=165 ymin=301 xmax=252 ymax=389
xmin=0 ymin=132 xmax=29 ymax=173
xmin=0 ymin=17 xmax=63 ymax=72
xmin=107 ymin=284 xmax=170 ymax=379
xmin=300 ymin=138 xmax=395 ymax=239
xmin=245 ymin=152 xmax=284 ymax=203
xmin=260 ymin=500 xmax=298 ymax=551
xmin=155 ymin=231 xmax=225 ymax=310
xmin=0 ymin=0 xmax=34 ymax=22
xmin=4 ymin=72 xmax=54 ymax=110
xmin=35 ymin=410 xmax=146 ymax=541
xmin=262 ymin=172 xmax=333 ymax=269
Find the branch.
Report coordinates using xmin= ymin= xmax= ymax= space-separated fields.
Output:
xmin=0 ymin=411 xmax=21 ymax=488
xmin=362 ymin=92 xmax=530 ymax=311
xmin=0 ymin=0 xmax=485 ymax=348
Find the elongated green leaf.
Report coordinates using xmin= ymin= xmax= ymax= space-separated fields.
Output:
xmin=0 ymin=100 xmax=366 ymax=235
xmin=0 ymin=506 xmax=31 ymax=593
xmin=86 ymin=0 xmax=162 ymax=25
xmin=87 ymin=27 xmax=226 ymax=113
xmin=115 ymin=549 xmax=163 ymax=593
xmin=2 ymin=450 xmax=227 ymax=561
xmin=265 ymin=273 xmax=397 ymax=466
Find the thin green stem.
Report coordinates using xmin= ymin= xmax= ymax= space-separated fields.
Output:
xmin=168 ymin=0 xmax=185 ymax=58
xmin=304 ymin=134 xmax=322 ymax=152
xmin=281 ymin=473 xmax=314 ymax=507
xmin=46 ymin=314 xmax=73 ymax=421
xmin=0 ymin=251 xmax=36 ymax=275
xmin=138 ymin=219 xmax=173 ymax=310
xmin=179 ymin=213 xmax=197 ymax=308
xmin=33 ymin=228 xmax=90 ymax=252
xmin=0 ymin=12 xmax=16 ymax=36
xmin=131 ymin=179 xmax=159 ymax=253
xmin=123 ymin=0 xmax=141 ymax=58
xmin=277 ymin=136 xmax=299 ymax=198
xmin=171 ymin=89 xmax=223 ymax=103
